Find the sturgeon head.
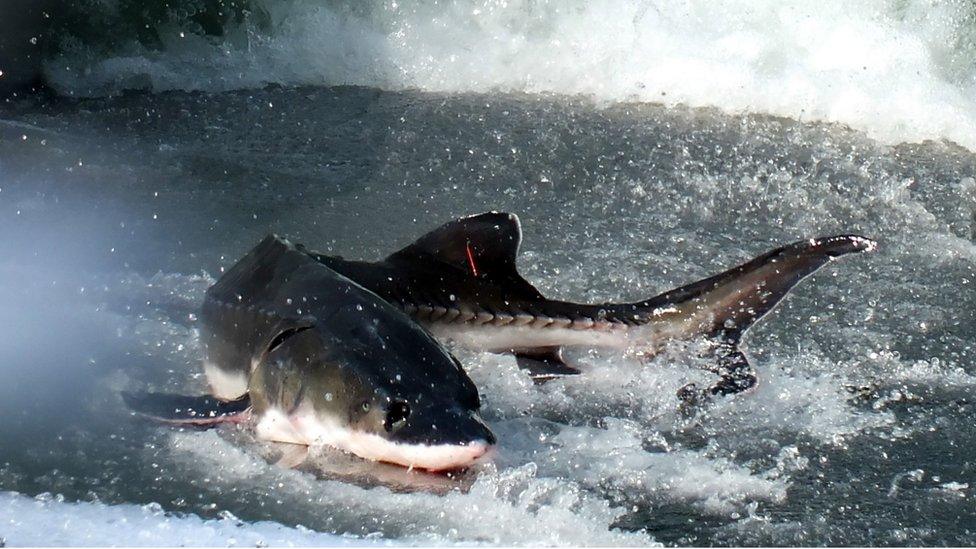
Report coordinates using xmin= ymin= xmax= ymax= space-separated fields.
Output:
xmin=208 ymin=235 xmax=495 ymax=472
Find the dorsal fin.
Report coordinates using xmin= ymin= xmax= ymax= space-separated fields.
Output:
xmin=386 ymin=212 xmax=544 ymax=300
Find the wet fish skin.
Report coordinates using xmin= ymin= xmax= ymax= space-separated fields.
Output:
xmin=312 ymin=212 xmax=876 ymax=396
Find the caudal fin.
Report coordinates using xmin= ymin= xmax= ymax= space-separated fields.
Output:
xmin=637 ymin=235 xmax=876 ymax=402
xmin=122 ymin=391 xmax=251 ymax=427
xmin=640 ymin=234 xmax=876 ymax=342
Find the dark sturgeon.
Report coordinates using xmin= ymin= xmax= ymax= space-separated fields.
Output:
xmin=125 ymin=235 xmax=494 ymax=471
xmin=310 ymin=212 xmax=877 ymax=400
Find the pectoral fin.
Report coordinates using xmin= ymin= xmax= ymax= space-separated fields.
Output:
xmin=274 ymin=443 xmax=310 ymax=469
xmin=513 ymin=347 xmax=581 ymax=382
xmin=122 ymin=391 xmax=251 ymax=427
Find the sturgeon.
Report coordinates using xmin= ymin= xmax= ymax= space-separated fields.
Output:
xmin=309 ymin=212 xmax=876 ymax=401
xmin=125 ymin=234 xmax=494 ymax=471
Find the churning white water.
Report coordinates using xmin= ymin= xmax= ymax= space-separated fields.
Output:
xmin=45 ymin=0 xmax=976 ymax=149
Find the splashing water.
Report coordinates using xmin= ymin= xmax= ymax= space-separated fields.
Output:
xmin=40 ymin=0 xmax=976 ymax=149
xmin=0 ymin=80 xmax=974 ymax=545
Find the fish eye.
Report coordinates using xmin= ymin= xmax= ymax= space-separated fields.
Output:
xmin=383 ymin=400 xmax=411 ymax=432
xmin=361 ymin=401 xmax=371 ymax=412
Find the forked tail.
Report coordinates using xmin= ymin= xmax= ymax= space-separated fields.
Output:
xmin=635 ymin=234 xmax=877 ymax=402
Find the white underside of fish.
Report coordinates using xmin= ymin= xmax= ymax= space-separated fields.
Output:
xmin=254 ymin=405 xmax=491 ymax=472
xmin=427 ymin=321 xmax=630 ymax=352
xmin=202 ymin=360 xmax=249 ymax=400
xmin=422 ymin=311 xmax=701 ymax=357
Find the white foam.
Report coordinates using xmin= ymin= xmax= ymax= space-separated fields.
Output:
xmin=46 ymin=0 xmax=976 ymax=149
xmin=502 ymin=417 xmax=790 ymax=515
xmin=465 ymin=345 xmax=893 ymax=445
xmin=166 ymin=430 xmax=652 ymax=546
xmin=698 ymin=353 xmax=897 ymax=443
xmin=0 ymin=491 xmax=384 ymax=546
xmin=452 ymin=349 xmax=851 ymax=516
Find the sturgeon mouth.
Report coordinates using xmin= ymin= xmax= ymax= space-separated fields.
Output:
xmin=313 ymin=428 xmax=494 ymax=472
xmin=348 ymin=436 xmax=494 ymax=472
xmin=284 ymin=407 xmax=495 ymax=472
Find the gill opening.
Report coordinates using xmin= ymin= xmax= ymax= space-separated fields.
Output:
xmin=267 ymin=325 xmax=313 ymax=353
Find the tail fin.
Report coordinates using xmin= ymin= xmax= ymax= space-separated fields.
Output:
xmin=122 ymin=391 xmax=251 ymax=427
xmin=641 ymin=235 xmax=876 ymax=342
xmin=639 ymin=235 xmax=877 ymax=402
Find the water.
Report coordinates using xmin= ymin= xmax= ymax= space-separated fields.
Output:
xmin=37 ymin=0 xmax=976 ymax=148
xmin=0 ymin=491 xmax=379 ymax=546
xmin=1 ymin=1 xmax=976 ymax=546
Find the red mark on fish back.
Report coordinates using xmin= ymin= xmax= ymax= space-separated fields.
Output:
xmin=465 ymin=242 xmax=479 ymax=277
